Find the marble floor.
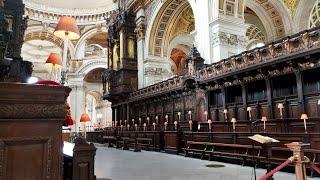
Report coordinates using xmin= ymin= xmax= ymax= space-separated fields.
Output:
xmin=95 ymin=146 xmax=320 ymax=180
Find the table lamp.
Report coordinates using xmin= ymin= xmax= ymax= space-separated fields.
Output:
xmin=53 ymin=16 xmax=80 ymax=84
xmin=261 ymin=116 xmax=267 ymax=132
xmin=45 ymin=53 xmax=62 ymax=81
xmin=231 ymin=118 xmax=236 ymax=132
xmin=80 ymin=113 xmax=90 ymax=138
xmin=300 ymin=114 xmax=308 ymax=133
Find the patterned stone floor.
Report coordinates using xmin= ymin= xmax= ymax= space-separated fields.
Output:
xmin=95 ymin=146 xmax=320 ymax=180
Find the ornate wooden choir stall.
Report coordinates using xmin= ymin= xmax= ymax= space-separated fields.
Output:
xmin=103 ymin=12 xmax=320 ymax=175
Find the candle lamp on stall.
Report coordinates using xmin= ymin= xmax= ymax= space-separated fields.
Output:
xmin=188 ymin=111 xmax=192 ymax=121
xmin=189 ymin=120 xmax=193 ymax=131
xmin=247 ymin=107 xmax=252 ymax=121
xmin=231 ymin=118 xmax=236 ymax=132
xmin=127 ymin=124 xmax=130 ymax=131
xmin=300 ymin=114 xmax=309 ymax=133
xmin=147 ymin=117 xmax=150 ymax=125
xmin=125 ymin=120 xmax=127 ymax=126
xmin=177 ymin=112 xmax=181 ymax=121
xmin=135 ymin=124 xmax=138 ymax=131
xmin=155 ymin=116 xmax=159 ymax=124
xmin=198 ymin=123 xmax=201 ymax=131
xmin=261 ymin=116 xmax=267 ymax=132
xmin=143 ymin=123 xmax=147 ymax=131
xmin=277 ymin=103 xmax=284 ymax=119
xmin=132 ymin=119 xmax=135 ymax=125
xmin=223 ymin=109 xmax=228 ymax=122
xmin=165 ymin=114 xmax=168 ymax=122
xmin=139 ymin=117 xmax=142 ymax=126
xmin=174 ymin=121 xmax=178 ymax=131
xmin=153 ymin=122 xmax=156 ymax=131
xmin=208 ymin=119 xmax=212 ymax=132
xmin=204 ymin=111 xmax=208 ymax=121
xmin=120 ymin=125 xmax=123 ymax=131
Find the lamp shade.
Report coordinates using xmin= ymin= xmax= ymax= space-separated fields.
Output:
xmin=277 ymin=103 xmax=284 ymax=109
xmin=246 ymin=107 xmax=252 ymax=111
xmin=261 ymin=116 xmax=267 ymax=122
xmin=54 ymin=16 xmax=80 ymax=40
xmin=318 ymin=99 xmax=320 ymax=105
xmin=46 ymin=53 xmax=62 ymax=67
xmin=80 ymin=113 xmax=91 ymax=122
xmin=231 ymin=118 xmax=237 ymax=123
xmin=300 ymin=114 xmax=308 ymax=120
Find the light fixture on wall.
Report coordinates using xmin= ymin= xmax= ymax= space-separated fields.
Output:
xmin=45 ymin=53 xmax=62 ymax=81
xmin=53 ymin=16 xmax=80 ymax=85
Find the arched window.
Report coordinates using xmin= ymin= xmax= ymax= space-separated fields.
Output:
xmin=309 ymin=0 xmax=320 ymax=28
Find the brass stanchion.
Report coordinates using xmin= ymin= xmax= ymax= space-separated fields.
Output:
xmin=285 ymin=142 xmax=310 ymax=180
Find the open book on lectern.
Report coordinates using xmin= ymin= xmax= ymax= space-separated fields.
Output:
xmin=248 ymin=134 xmax=280 ymax=144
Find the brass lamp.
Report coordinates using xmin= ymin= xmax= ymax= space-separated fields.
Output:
xmin=247 ymin=107 xmax=252 ymax=121
xmin=54 ymin=16 xmax=80 ymax=40
xmin=53 ymin=16 xmax=80 ymax=84
xmin=277 ymin=103 xmax=284 ymax=119
xmin=223 ymin=109 xmax=228 ymax=121
xmin=261 ymin=116 xmax=267 ymax=132
xmin=45 ymin=53 xmax=62 ymax=81
xmin=80 ymin=113 xmax=90 ymax=138
xmin=231 ymin=118 xmax=237 ymax=132
xmin=300 ymin=114 xmax=308 ymax=133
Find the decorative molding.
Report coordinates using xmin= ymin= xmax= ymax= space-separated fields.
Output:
xmin=24 ymin=1 xmax=116 ymax=25
xmin=0 ymin=104 xmax=67 ymax=119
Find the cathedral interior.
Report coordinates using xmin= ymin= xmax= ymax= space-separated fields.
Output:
xmin=1 ymin=0 xmax=320 ymax=179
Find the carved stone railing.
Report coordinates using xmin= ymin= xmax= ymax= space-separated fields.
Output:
xmin=129 ymin=75 xmax=185 ymax=100
xmin=24 ymin=1 xmax=116 ymax=25
xmin=199 ymin=27 xmax=320 ymax=82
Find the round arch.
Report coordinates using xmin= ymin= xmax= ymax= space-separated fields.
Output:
xmin=76 ymin=59 xmax=108 ymax=75
xmin=145 ymin=0 xmax=195 ymax=58
xmin=245 ymin=0 xmax=279 ymax=41
xmin=294 ymin=0 xmax=317 ymax=31
xmin=24 ymin=25 xmax=76 ymax=59
xmin=74 ymin=27 xmax=108 ymax=59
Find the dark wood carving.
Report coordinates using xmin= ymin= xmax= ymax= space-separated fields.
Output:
xmin=0 ymin=83 xmax=71 ymax=180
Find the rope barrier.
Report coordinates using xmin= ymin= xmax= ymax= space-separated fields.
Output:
xmin=259 ymin=157 xmax=293 ymax=180
xmin=311 ymin=164 xmax=320 ymax=174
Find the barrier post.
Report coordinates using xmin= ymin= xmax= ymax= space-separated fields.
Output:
xmin=285 ymin=142 xmax=309 ymax=180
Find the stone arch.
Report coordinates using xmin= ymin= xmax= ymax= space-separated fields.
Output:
xmin=294 ymin=0 xmax=316 ymax=32
xmin=24 ymin=25 xmax=76 ymax=59
xmin=76 ymin=59 xmax=108 ymax=75
xmin=245 ymin=0 xmax=286 ymax=39
xmin=268 ymin=0 xmax=294 ymax=35
xmin=146 ymin=0 xmax=195 ymax=58
xmin=245 ymin=0 xmax=281 ymax=41
xmin=74 ymin=27 xmax=108 ymax=59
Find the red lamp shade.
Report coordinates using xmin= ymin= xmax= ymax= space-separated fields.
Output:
xmin=54 ymin=16 xmax=80 ymax=40
xmin=46 ymin=53 xmax=62 ymax=67
xmin=80 ymin=113 xmax=91 ymax=122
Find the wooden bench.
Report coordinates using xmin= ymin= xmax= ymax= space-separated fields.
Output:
xmin=183 ymin=141 xmax=263 ymax=165
xmin=183 ymin=141 xmax=207 ymax=159
xmin=119 ymin=137 xmax=141 ymax=152
xmin=205 ymin=142 xmax=255 ymax=165
xmin=103 ymin=135 xmax=117 ymax=147
xmin=136 ymin=137 xmax=153 ymax=151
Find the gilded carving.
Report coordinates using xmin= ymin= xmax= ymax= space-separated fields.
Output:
xmin=282 ymin=0 xmax=299 ymax=14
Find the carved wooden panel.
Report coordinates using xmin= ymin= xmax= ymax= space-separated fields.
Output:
xmin=260 ymin=104 xmax=270 ymax=118
xmin=174 ymin=98 xmax=183 ymax=111
xmin=306 ymin=100 xmax=318 ymax=118
xmin=237 ymin=107 xmax=245 ymax=120
xmin=0 ymin=137 xmax=52 ymax=180
xmin=185 ymin=95 xmax=195 ymax=109
xmin=288 ymin=103 xmax=299 ymax=118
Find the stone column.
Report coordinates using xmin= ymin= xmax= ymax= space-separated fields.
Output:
xmin=135 ymin=8 xmax=146 ymax=89
xmin=193 ymin=0 xmax=248 ymax=63
xmin=68 ymin=79 xmax=85 ymax=132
